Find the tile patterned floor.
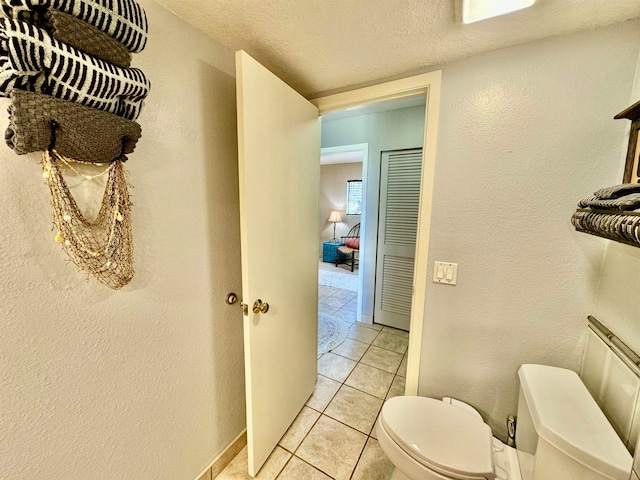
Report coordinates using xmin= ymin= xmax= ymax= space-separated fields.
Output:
xmin=215 ymin=284 xmax=407 ymax=480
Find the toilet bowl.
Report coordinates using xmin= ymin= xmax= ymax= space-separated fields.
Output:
xmin=377 ymin=364 xmax=632 ymax=480
xmin=376 ymin=396 xmax=520 ymax=480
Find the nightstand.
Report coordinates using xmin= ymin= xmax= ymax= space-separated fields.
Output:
xmin=322 ymin=241 xmax=345 ymax=263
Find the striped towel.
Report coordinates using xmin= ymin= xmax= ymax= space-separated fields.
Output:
xmin=593 ymin=183 xmax=640 ymax=200
xmin=0 ymin=0 xmax=147 ymax=53
xmin=0 ymin=18 xmax=150 ymax=120
xmin=578 ymin=193 xmax=640 ymax=211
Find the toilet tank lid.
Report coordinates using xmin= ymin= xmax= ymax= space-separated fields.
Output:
xmin=518 ymin=364 xmax=632 ymax=480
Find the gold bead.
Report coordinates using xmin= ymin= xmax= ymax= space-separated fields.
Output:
xmin=116 ymin=213 xmax=124 ymax=222
xmin=54 ymin=231 xmax=63 ymax=243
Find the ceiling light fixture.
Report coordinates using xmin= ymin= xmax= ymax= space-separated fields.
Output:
xmin=458 ymin=0 xmax=536 ymax=24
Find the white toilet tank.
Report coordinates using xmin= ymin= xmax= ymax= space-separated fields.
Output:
xmin=515 ymin=364 xmax=632 ymax=480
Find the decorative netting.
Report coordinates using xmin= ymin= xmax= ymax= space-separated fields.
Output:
xmin=42 ymin=149 xmax=133 ymax=289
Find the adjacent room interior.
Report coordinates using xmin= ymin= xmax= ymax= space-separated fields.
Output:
xmin=317 ymin=96 xmax=426 ymax=331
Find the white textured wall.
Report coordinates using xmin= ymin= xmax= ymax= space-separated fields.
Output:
xmin=321 ymin=107 xmax=425 ymax=321
xmin=418 ymin=20 xmax=640 ymax=439
xmin=594 ymin=42 xmax=640 ymax=354
xmin=319 ymin=162 xmax=362 ymax=253
xmin=0 ymin=2 xmax=245 ymax=479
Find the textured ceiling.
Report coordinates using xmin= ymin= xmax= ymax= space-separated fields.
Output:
xmin=152 ymin=0 xmax=640 ymax=97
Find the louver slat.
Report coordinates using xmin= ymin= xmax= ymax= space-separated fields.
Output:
xmin=381 ymin=255 xmax=414 ymax=316
xmin=384 ymin=151 xmax=423 ymax=247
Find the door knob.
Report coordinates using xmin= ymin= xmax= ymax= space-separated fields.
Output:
xmin=252 ymin=299 xmax=269 ymax=314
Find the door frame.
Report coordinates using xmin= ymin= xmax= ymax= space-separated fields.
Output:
xmin=312 ymin=71 xmax=442 ymax=396
xmin=320 ymin=142 xmax=369 ymax=323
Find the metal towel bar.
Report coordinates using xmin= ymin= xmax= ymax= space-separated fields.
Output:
xmin=588 ymin=315 xmax=640 ymax=375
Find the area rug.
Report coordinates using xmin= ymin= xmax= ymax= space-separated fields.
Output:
xmin=318 ymin=268 xmax=358 ymax=291
xmin=318 ymin=312 xmax=349 ymax=358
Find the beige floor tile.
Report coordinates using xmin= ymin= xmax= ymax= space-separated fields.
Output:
xmin=324 ymin=385 xmax=383 ymax=434
xmin=381 ymin=326 xmax=409 ymax=338
xmin=279 ymin=406 xmax=321 ymax=452
xmin=360 ymin=346 xmax=403 ymax=373
xmin=211 ymin=433 xmax=247 ymax=478
xmin=372 ymin=332 xmax=409 ymax=354
xmin=342 ymin=299 xmax=358 ymax=312
xmin=296 ymin=415 xmax=367 ymax=480
xmin=345 ymin=363 xmax=394 ymax=399
xmin=318 ymin=353 xmax=357 ymax=382
xmin=334 ymin=289 xmax=357 ymax=300
xmin=318 ymin=285 xmax=339 ymax=296
xmin=348 ymin=324 xmax=379 ymax=344
xmin=306 ymin=375 xmax=341 ymax=411
xmin=215 ymin=446 xmax=290 ymax=479
xmin=332 ymin=308 xmax=357 ymax=325
xmin=318 ymin=294 xmax=332 ymax=304
xmin=322 ymin=296 xmax=349 ymax=308
xmin=397 ymin=355 xmax=407 ymax=377
xmin=331 ymin=338 xmax=369 ymax=361
xmin=351 ymin=438 xmax=396 ymax=480
xmin=359 ymin=321 xmax=381 ymax=330
xmin=277 ymin=457 xmax=332 ymax=480
xmin=370 ymin=413 xmax=380 ymax=439
xmin=386 ymin=375 xmax=406 ymax=399
xmin=318 ymin=303 xmax=339 ymax=314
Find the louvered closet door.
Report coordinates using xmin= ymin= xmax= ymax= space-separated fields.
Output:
xmin=374 ymin=148 xmax=423 ymax=331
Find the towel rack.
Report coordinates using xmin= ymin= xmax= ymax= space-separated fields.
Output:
xmin=588 ymin=315 xmax=640 ymax=372
xmin=572 ymin=207 xmax=640 ymax=249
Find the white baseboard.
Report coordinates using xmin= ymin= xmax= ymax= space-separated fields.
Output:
xmin=195 ymin=429 xmax=247 ymax=480
xmin=359 ymin=313 xmax=373 ymax=325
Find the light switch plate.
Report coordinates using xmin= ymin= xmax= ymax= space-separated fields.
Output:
xmin=433 ymin=262 xmax=458 ymax=285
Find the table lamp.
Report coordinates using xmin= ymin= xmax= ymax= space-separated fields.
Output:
xmin=327 ymin=210 xmax=342 ymax=243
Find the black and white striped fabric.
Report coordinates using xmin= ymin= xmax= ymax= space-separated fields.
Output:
xmin=0 ymin=18 xmax=149 ymax=120
xmin=593 ymin=183 xmax=640 ymax=200
xmin=578 ymin=193 xmax=640 ymax=211
xmin=0 ymin=0 xmax=147 ymax=52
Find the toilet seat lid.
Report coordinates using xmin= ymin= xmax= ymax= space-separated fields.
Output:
xmin=381 ymin=396 xmax=494 ymax=479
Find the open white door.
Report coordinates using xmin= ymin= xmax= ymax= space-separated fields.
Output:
xmin=236 ymin=51 xmax=320 ymax=476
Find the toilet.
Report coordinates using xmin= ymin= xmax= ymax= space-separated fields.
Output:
xmin=376 ymin=364 xmax=633 ymax=480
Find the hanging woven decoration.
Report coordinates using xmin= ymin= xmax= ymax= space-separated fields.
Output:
xmin=43 ymin=149 xmax=133 ymax=289
xmin=0 ymin=0 xmax=149 ymax=288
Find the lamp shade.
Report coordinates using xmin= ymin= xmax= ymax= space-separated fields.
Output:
xmin=327 ymin=210 xmax=342 ymax=223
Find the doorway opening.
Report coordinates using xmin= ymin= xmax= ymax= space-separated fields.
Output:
xmin=316 ymin=97 xmax=426 ymax=360
xmin=313 ymin=72 xmax=442 ymax=397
